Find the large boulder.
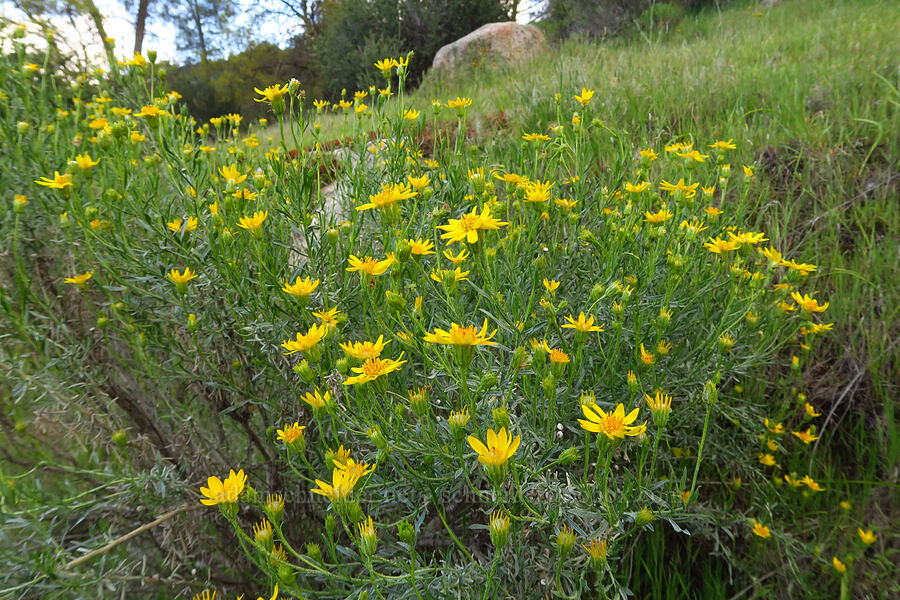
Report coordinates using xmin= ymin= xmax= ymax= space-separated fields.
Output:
xmin=432 ymin=22 xmax=546 ymax=74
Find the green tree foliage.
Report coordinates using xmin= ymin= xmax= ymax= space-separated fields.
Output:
xmin=167 ymin=38 xmax=320 ymax=123
xmin=162 ymin=0 xmax=236 ymax=63
xmin=312 ymin=0 xmax=510 ymax=98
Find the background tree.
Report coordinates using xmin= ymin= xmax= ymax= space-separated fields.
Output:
xmin=161 ymin=0 xmax=236 ymax=64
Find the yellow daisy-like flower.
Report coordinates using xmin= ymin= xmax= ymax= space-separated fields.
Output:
xmin=764 ymin=419 xmax=784 ymax=434
xmin=407 ymin=174 xmax=430 ymax=190
xmin=282 ymin=276 xmax=320 ymax=297
xmin=659 ymin=178 xmax=699 ymax=198
xmin=757 ymin=453 xmax=776 ymax=466
xmin=311 ymin=468 xmax=360 ymax=501
xmin=276 ymin=422 xmax=306 ymax=446
xmin=254 ymin=83 xmax=289 ymax=103
xmin=200 ymin=469 xmax=246 ymax=506
xmin=625 ymin=181 xmax=650 ymax=193
xmin=64 ymin=271 xmax=93 ymax=285
xmin=313 ymin=306 xmax=343 ymax=326
xmin=832 ymin=557 xmax=846 ymax=573
xmin=437 ymin=204 xmax=508 ymax=245
xmin=423 ymin=319 xmax=497 ymax=346
xmin=72 ymin=153 xmax=100 ymax=170
xmin=857 ymin=528 xmax=876 ymax=545
xmin=219 ymin=164 xmax=247 ymax=185
xmin=522 ymin=132 xmax=550 ymax=142
xmin=35 ymin=171 xmax=73 ymax=189
xmin=676 ymin=149 xmax=709 ymax=162
xmin=446 ymin=96 xmax=472 ymax=110
xmin=752 ymin=521 xmax=771 ymax=539
xmin=578 ymin=403 xmax=647 ymax=440
xmin=561 ymin=312 xmax=604 ymax=333
xmin=238 ymin=210 xmax=268 ymax=231
xmin=346 ymin=254 xmax=394 ymax=276
xmin=643 ymin=208 xmax=673 ymax=224
xmin=574 ymin=87 xmax=594 ymax=106
xmin=781 ymin=259 xmax=817 ymax=275
xmin=302 ymin=388 xmax=331 ymax=410
xmin=408 ymin=237 xmax=435 ymax=255
xmin=442 ymin=248 xmax=469 ymax=265
xmin=792 ymin=428 xmax=819 ymax=444
xmin=804 ymin=402 xmax=821 ymax=418
xmin=334 ymin=457 xmax=376 ymax=479
xmin=709 ymin=139 xmax=737 ymax=150
xmin=790 ymin=292 xmax=828 ymax=313
xmin=167 ymin=216 xmax=199 ymax=233
xmin=281 ymin=323 xmax=327 ymax=356
xmin=343 ymin=353 xmax=407 ymax=386
xmin=549 ymin=348 xmax=570 ymax=364
xmin=167 ymin=267 xmax=198 ymax=285
xmin=340 ymin=335 xmax=389 ymax=360
xmin=357 ymin=182 xmax=418 ymax=212
xmin=467 ymin=427 xmax=521 ymax=467
xmin=430 ymin=267 xmax=470 ymax=284
xmin=704 ymin=236 xmax=741 ymax=254
xmin=639 ymin=343 xmax=655 ymax=366
xmin=800 ymin=475 xmax=824 ymax=490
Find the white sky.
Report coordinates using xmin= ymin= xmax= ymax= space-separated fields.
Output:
xmin=1 ymin=0 xmax=544 ymax=66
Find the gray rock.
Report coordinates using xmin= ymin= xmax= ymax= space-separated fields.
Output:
xmin=431 ymin=22 xmax=546 ymax=74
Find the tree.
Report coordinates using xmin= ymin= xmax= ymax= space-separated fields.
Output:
xmin=162 ymin=0 xmax=236 ymax=64
xmin=13 ymin=0 xmax=115 ymax=67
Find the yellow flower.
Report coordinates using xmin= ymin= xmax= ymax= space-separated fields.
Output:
xmin=643 ymin=208 xmax=673 ymax=224
xmin=403 ymin=108 xmax=420 ymax=120
xmin=791 ymin=428 xmax=819 ymax=444
xmin=800 ymin=475 xmax=825 ymax=491
xmin=561 ymin=312 xmax=604 ymax=333
xmin=804 ymin=402 xmax=821 ymax=418
xmin=334 ymin=457 xmax=376 ymax=479
xmin=407 ymin=173 xmax=431 ymax=190
xmin=343 ymin=354 xmax=407 ymax=385
xmin=524 ymin=179 xmax=554 ymax=203
xmin=579 ymin=403 xmax=646 ymax=439
xmin=659 ymin=178 xmax=699 ymax=198
xmin=238 ymin=210 xmax=268 ymax=231
xmin=281 ymin=323 xmax=327 ymax=355
xmin=430 ymin=267 xmax=470 ymax=283
xmin=790 ymin=292 xmax=828 ymax=313
xmin=467 ymin=427 xmax=520 ymax=466
xmin=356 ymin=182 xmax=418 ymax=212
xmin=781 ymin=259 xmax=817 ymax=275
xmin=64 ymin=271 xmax=93 ymax=285
xmin=638 ymin=148 xmax=658 ymax=161
xmin=549 ymin=348 xmax=570 ymax=364
xmin=645 ymin=390 xmax=672 ymax=427
xmin=167 ymin=216 xmax=199 ymax=233
xmin=522 ymin=131 xmax=550 ymax=141
xmin=625 ymin=181 xmax=650 ymax=193
xmin=764 ymin=419 xmax=784 ymax=434
xmin=374 ymin=58 xmax=398 ymax=74
xmin=340 ymin=335 xmax=389 ymax=360
xmin=752 ymin=521 xmax=771 ymax=539
xmin=135 ymin=104 xmax=168 ymax=118
xmin=832 ymin=557 xmax=846 ymax=573
xmin=705 ymin=206 xmax=723 ymax=217
xmin=857 ymin=528 xmax=876 ymax=545
xmin=219 ymin=164 xmax=247 ymax=185
xmin=448 ymin=406 xmax=471 ymax=429
xmin=582 ymin=539 xmax=607 ymax=569
xmin=167 ymin=267 xmax=199 ymax=285
xmin=346 ymin=254 xmax=394 ymax=276
xmin=742 ymin=164 xmax=755 ymax=178
xmin=757 ymin=453 xmax=777 ymax=466
xmin=423 ymin=319 xmax=497 ymax=346
xmin=676 ymin=149 xmax=709 ymax=162
xmin=709 ymin=139 xmax=737 ymax=150
xmin=200 ymin=469 xmax=246 ymax=506
xmin=72 ymin=153 xmax=100 ymax=170
xmin=446 ymin=96 xmax=472 ymax=110
xmin=442 ymin=248 xmax=469 ymax=265
xmin=407 ymin=237 xmax=435 ymax=256
xmin=542 ymin=278 xmax=560 ymax=293
xmin=253 ymin=83 xmax=289 ymax=103
xmin=437 ymin=204 xmax=508 ymax=245
xmin=302 ymin=388 xmax=332 ymax=410
xmin=574 ymin=87 xmax=594 ymax=106
xmin=282 ymin=276 xmax=320 ymax=297
xmin=311 ymin=468 xmax=360 ymax=501
xmin=35 ymin=171 xmax=73 ymax=189
xmin=639 ymin=343 xmax=655 ymax=366
xmin=704 ymin=236 xmax=741 ymax=254
xmin=357 ymin=516 xmax=377 ymax=555
xmin=276 ymin=422 xmax=306 ymax=451
xmin=313 ymin=306 xmax=343 ymax=326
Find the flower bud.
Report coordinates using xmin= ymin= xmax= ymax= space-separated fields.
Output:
xmin=306 ymin=542 xmax=322 ymax=562
xmin=397 ymin=520 xmax=416 ymax=546
xmin=491 ymin=405 xmax=509 ymax=430
xmin=557 ymin=525 xmax=575 ymax=558
xmin=559 ymin=447 xmax=580 ymax=465
xmin=489 ymin=510 xmax=510 ymax=550
xmin=293 ymin=360 xmax=315 ymax=383
xmin=112 ymin=429 xmax=127 ymax=447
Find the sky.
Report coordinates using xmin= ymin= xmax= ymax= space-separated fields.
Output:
xmin=1 ymin=0 xmax=544 ymax=66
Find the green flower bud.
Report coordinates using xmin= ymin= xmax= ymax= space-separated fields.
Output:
xmin=397 ymin=520 xmax=416 ymax=546
xmin=559 ymin=447 xmax=580 ymax=465
xmin=492 ymin=405 xmax=510 ymax=430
